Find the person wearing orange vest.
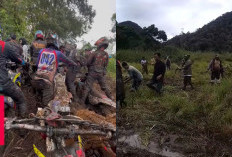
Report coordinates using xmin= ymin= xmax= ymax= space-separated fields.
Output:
xmin=30 ymin=30 xmax=46 ymax=72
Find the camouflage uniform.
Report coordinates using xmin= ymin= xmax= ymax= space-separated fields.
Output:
xmin=81 ymin=49 xmax=112 ymax=104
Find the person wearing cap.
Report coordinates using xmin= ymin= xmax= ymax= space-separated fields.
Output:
xmin=79 ymin=37 xmax=113 ymax=106
xmin=207 ymin=54 xmax=224 ymax=84
xmin=30 ymin=30 xmax=46 ymax=72
xmin=147 ymin=53 xmax=166 ymax=94
xmin=180 ymin=54 xmax=194 ymax=90
xmin=31 ymin=32 xmax=77 ymax=106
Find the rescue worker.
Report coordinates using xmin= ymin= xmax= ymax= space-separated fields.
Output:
xmin=147 ymin=53 xmax=166 ymax=94
xmin=207 ymin=54 xmax=223 ymax=84
xmin=122 ymin=61 xmax=143 ymax=92
xmin=0 ymin=40 xmax=28 ymax=118
xmin=30 ymin=30 xmax=46 ymax=72
xmin=80 ymin=37 xmax=112 ymax=105
xmin=140 ymin=57 xmax=148 ymax=74
xmin=180 ymin=55 xmax=194 ymax=90
xmin=65 ymin=46 xmax=86 ymax=103
xmin=31 ymin=33 xmax=77 ymax=106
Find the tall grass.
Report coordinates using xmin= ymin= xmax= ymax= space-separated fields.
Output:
xmin=119 ymin=48 xmax=232 ymax=144
xmin=107 ymin=57 xmax=116 ymax=78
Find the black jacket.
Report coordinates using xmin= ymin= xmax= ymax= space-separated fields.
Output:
xmin=152 ymin=60 xmax=166 ymax=83
xmin=0 ymin=41 xmax=24 ymax=84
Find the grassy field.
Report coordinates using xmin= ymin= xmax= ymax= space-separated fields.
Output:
xmin=107 ymin=57 xmax=116 ymax=78
xmin=117 ymin=48 xmax=232 ymax=155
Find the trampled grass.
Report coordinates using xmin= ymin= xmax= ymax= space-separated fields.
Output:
xmin=118 ymin=48 xmax=232 ymax=146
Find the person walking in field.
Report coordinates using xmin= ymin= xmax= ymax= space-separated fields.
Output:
xmin=147 ymin=53 xmax=166 ymax=94
xmin=207 ymin=54 xmax=224 ymax=84
xmin=165 ymin=56 xmax=171 ymax=70
xmin=140 ymin=57 xmax=148 ymax=74
xmin=179 ymin=55 xmax=194 ymax=90
xmin=122 ymin=62 xmax=143 ymax=92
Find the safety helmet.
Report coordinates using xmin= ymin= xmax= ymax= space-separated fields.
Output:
xmin=35 ymin=30 xmax=44 ymax=39
xmin=94 ymin=37 xmax=109 ymax=49
xmin=46 ymin=32 xmax=59 ymax=49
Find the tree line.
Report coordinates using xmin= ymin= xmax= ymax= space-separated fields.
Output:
xmin=0 ymin=0 xmax=96 ymax=42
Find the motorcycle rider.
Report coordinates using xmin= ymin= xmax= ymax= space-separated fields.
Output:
xmin=80 ymin=37 xmax=113 ymax=106
xmin=31 ymin=33 xmax=77 ymax=106
xmin=0 ymin=40 xmax=28 ymax=118
xmin=30 ymin=30 xmax=46 ymax=72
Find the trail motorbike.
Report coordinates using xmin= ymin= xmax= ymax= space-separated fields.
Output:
xmin=4 ymin=72 xmax=116 ymax=157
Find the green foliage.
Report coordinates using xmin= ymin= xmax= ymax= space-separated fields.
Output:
xmin=167 ymin=11 xmax=232 ymax=52
xmin=116 ymin=21 xmax=167 ymax=50
xmin=119 ymin=49 xmax=232 ymax=143
xmin=117 ymin=46 xmax=190 ymax=63
xmin=0 ymin=0 xmax=96 ymax=42
xmin=107 ymin=58 xmax=116 ymax=78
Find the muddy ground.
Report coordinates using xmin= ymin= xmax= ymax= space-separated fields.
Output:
xmin=0 ymin=76 xmax=116 ymax=157
xmin=117 ymin=100 xmax=232 ymax=157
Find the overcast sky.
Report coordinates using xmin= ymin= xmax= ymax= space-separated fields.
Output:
xmin=117 ymin=0 xmax=232 ymax=39
xmin=77 ymin=0 xmax=115 ymax=48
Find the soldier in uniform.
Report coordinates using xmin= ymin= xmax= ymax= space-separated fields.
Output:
xmin=79 ymin=37 xmax=112 ymax=106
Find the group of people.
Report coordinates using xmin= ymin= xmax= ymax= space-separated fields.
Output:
xmin=0 ymin=30 xmax=113 ymax=119
xmin=118 ymin=53 xmax=224 ymax=99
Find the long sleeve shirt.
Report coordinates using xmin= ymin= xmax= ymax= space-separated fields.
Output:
xmin=0 ymin=41 xmax=25 ymax=84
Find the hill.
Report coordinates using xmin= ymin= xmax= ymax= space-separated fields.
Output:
xmin=117 ymin=21 xmax=143 ymax=33
xmin=116 ymin=21 xmax=167 ymax=50
xmin=167 ymin=11 xmax=232 ymax=52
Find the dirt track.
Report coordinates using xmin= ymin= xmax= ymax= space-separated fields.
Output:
xmin=0 ymin=75 xmax=116 ymax=157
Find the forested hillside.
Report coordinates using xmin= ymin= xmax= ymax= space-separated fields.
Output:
xmin=116 ymin=21 xmax=167 ymax=50
xmin=0 ymin=0 xmax=95 ymax=42
xmin=167 ymin=11 xmax=232 ymax=52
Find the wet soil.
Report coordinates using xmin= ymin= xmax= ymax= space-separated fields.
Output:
xmin=0 ymin=74 xmax=116 ymax=157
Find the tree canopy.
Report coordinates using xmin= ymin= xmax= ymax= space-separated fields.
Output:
xmin=117 ymin=21 xmax=167 ymax=50
xmin=167 ymin=11 xmax=232 ymax=52
xmin=0 ymin=0 xmax=96 ymax=42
